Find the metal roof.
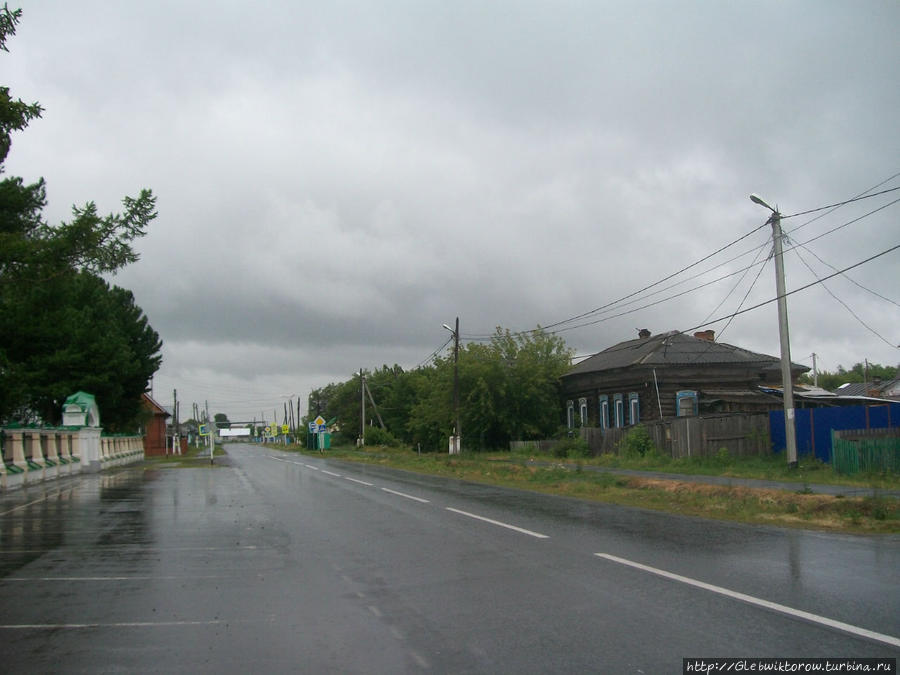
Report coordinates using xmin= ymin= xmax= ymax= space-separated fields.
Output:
xmin=564 ymin=330 xmax=791 ymax=377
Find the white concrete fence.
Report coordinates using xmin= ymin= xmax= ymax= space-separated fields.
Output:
xmin=0 ymin=427 xmax=144 ymax=491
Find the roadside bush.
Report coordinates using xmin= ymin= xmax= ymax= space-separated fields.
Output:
xmin=552 ymin=435 xmax=591 ymax=459
xmin=362 ymin=426 xmax=399 ymax=447
xmin=619 ymin=425 xmax=658 ymax=458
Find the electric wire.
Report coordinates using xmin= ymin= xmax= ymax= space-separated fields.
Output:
xmin=679 ymin=244 xmax=900 ymax=337
xmin=461 ymin=220 xmax=773 ymax=340
xmin=782 ymin=184 xmax=900 ymax=220
xmin=789 ymin=242 xmax=900 ymax=309
xmin=462 ymin=174 xmax=900 ymax=343
xmin=791 ymin=246 xmax=897 ymax=348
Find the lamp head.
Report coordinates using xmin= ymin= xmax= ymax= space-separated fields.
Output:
xmin=750 ymin=193 xmax=776 ymax=212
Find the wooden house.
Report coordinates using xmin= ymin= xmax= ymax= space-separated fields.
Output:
xmin=560 ymin=329 xmax=808 ymax=428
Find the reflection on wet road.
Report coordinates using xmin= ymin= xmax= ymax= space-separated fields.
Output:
xmin=0 ymin=444 xmax=897 ymax=672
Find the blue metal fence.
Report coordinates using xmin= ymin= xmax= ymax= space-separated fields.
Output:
xmin=769 ymin=403 xmax=899 ymax=462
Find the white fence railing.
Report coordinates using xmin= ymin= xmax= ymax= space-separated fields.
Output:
xmin=1 ymin=427 xmax=143 ymax=491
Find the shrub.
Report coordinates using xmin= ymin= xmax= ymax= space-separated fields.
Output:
xmin=619 ymin=425 xmax=657 ymax=458
xmin=362 ymin=426 xmax=399 ymax=447
xmin=552 ymin=436 xmax=590 ymax=459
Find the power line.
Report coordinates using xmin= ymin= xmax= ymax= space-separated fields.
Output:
xmin=417 ymin=335 xmax=453 ymax=368
xmin=791 ymin=246 xmax=897 ymax=348
xmin=790 ymin=242 xmax=899 ymax=309
xmin=782 ymin=184 xmax=900 ymax=219
xmin=680 ymin=243 xmax=900 ymax=337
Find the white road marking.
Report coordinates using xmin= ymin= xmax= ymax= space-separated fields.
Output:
xmin=2 ymin=575 xmax=226 ymax=582
xmin=381 ymin=488 xmax=430 ymax=504
xmin=304 ymin=465 xmax=319 ymax=470
xmin=595 ymin=553 xmax=900 ymax=649
xmin=344 ymin=477 xmax=374 ymax=486
xmin=0 ymin=620 xmax=230 ymax=629
xmin=321 ymin=470 xmax=341 ymax=477
xmin=445 ymin=507 xmax=549 ymax=539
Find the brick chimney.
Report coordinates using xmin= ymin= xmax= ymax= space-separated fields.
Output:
xmin=638 ymin=329 xmax=651 ymax=339
xmin=693 ymin=330 xmax=715 ymax=342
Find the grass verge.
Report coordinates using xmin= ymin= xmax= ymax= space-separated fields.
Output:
xmin=273 ymin=443 xmax=900 ymax=534
xmin=143 ymin=444 xmax=225 ymax=468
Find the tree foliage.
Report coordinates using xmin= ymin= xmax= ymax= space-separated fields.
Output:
xmin=0 ymin=6 xmax=160 ymax=429
xmin=800 ymin=362 xmax=898 ymax=392
xmin=307 ymin=328 xmax=573 ymax=451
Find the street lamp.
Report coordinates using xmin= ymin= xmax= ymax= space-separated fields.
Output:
xmin=750 ymin=193 xmax=798 ymax=469
xmin=442 ymin=318 xmax=461 ymax=455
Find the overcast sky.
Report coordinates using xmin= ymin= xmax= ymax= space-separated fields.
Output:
xmin=6 ymin=1 xmax=899 ymax=424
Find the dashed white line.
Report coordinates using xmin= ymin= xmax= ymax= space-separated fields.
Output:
xmin=595 ymin=553 xmax=900 ymax=649
xmin=445 ymin=507 xmax=548 ymax=539
xmin=321 ymin=470 xmax=341 ymax=477
xmin=304 ymin=464 xmax=319 ymax=470
xmin=344 ymin=477 xmax=375 ymax=486
xmin=380 ymin=488 xmax=430 ymax=504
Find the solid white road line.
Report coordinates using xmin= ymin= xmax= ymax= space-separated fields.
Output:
xmin=595 ymin=553 xmax=900 ymax=649
xmin=2 ymin=575 xmax=226 ymax=582
xmin=380 ymin=487 xmax=430 ymax=504
xmin=445 ymin=507 xmax=549 ymax=539
xmin=0 ymin=620 xmax=231 ymax=629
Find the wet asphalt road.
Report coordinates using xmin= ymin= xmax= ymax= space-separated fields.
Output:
xmin=0 ymin=443 xmax=898 ymax=673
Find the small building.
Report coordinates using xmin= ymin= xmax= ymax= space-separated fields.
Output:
xmin=141 ymin=393 xmax=170 ymax=457
xmin=561 ymin=329 xmax=808 ymax=428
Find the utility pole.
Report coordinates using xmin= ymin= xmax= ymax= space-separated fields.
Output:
xmin=811 ymin=353 xmax=818 ymax=388
xmin=359 ymin=369 xmax=366 ymax=446
xmin=442 ymin=317 xmax=461 ymax=454
xmin=172 ymin=389 xmax=178 ymax=456
xmin=205 ymin=400 xmax=214 ymax=465
xmin=751 ymin=194 xmax=798 ymax=468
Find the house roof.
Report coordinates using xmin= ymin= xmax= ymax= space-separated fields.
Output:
xmin=564 ymin=330 xmax=799 ymax=378
xmin=141 ymin=393 xmax=171 ymax=417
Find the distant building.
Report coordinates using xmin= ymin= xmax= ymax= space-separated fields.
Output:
xmin=141 ymin=393 xmax=170 ymax=456
xmin=560 ymin=329 xmax=808 ymax=428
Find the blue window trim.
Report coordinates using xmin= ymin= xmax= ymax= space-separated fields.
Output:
xmin=613 ymin=393 xmax=624 ymax=428
xmin=628 ymin=392 xmax=640 ymax=425
xmin=676 ymin=390 xmax=698 ymax=417
xmin=566 ymin=400 xmax=575 ymax=429
xmin=578 ymin=398 xmax=588 ymax=427
xmin=598 ymin=395 xmax=609 ymax=430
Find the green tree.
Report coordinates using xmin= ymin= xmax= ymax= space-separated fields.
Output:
xmin=1 ymin=271 xmax=161 ymax=429
xmin=0 ymin=6 xmax=160 ymax=428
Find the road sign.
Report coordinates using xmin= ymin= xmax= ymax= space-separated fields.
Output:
xmin=308 ymin=422 xmax=317 ymax=433
xmin=281 ymin=424 xmax=289 ymax=435
xmin=265 ymin=425 xmax=272 ymax=436
xmin=199 ymin=424 xmax=209 ymax=437
xmin=314 ymin=415 xmax=327 ymax=433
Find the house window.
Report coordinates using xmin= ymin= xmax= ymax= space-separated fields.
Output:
xmin=676 ymin=390 xmax=698 ymax=417
xmin=613 ymin=393 xmax=624 ymax=428
xmin=628 ymin=392 xmax=640 ymax=425
xmin=578 ymin=398 xmax=588 ymax=427
xmin=598 ymin=395 xmax=609 ymax=430
xmin=566 ymin=400 xmax=575 ymax=429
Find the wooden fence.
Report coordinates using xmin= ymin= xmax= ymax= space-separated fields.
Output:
xmin=511 ymin=413 xmax=772 ymax=459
